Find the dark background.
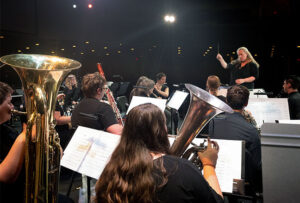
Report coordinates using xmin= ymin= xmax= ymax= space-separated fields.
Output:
xmin=1 ymin=0 xmax=299 ymax=95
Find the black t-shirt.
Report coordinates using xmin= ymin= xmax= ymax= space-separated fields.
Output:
xmin=0 ymin=124 xmax=25 ymax=203
xmin=153 ymin=84 xmax=169 ymax=99
xmin=71 ymin=97 xmax=118 ymax=130
xmin=153 ymin=155 xmax=223 ymax=203
xmin=288 ymin=92 xmax=300 ymax=119
xmin=227 ymin=62 xmax=259 ymax=89
xmin=209 ymin=112 xmax=262 ymax=194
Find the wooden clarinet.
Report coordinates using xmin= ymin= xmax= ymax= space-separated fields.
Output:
xmin=97 ymin=63 xmax=124 ymax=126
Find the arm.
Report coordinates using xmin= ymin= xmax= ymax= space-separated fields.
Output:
xmin=235 ymin=76 xmax=256 ymax=85
xmin=216 ymin=53 xmax=228 ymax=69
xmin=198 ymin=138 xmax=223 ymax=198
xmin=54 ymin=111 xmax=71 ymax=125
xmin=0 ymin=124 xmax=26 ymax=183
xmin=106 ymin=124 xmax=123 ymax=135
xmin=154 ymin=86 xmax=169 ymax=98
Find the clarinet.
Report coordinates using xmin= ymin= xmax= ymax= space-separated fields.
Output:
xmin=97 ymin=63 xmax=124 ymax=126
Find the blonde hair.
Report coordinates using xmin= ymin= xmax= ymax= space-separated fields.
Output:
xmin=231 ymin=47 xmax=260 ymax=68
xmin=65 ymin=74 xmax=77 ymax=89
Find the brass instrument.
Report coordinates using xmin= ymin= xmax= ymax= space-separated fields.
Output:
xmin=0 ymin=54 xmax=81 ymax=203
xmin=11 ymin=109 xmax=27 ymax=116
xmin=170 ymin=84 xmax=233 ymax=161
xmin=97 ymin=63 xmax=124 ymax=126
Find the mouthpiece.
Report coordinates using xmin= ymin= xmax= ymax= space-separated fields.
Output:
xmin=11 ymin=109 xmax=27 ymax=115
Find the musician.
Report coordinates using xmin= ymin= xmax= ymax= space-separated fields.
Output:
xmin=209 ymin=85 xmax=262 ymax=195
xmin=129 ymin=77 xmax=156 ymax=102
xmin=54 ymin=93 xmax=72 ymax=150
xmin=95 ymin=103 xmax=223 ymax=203
xmin=153 ymin=72 xmax=169 ymax=99
xmin=0 ymin=82 xmax=27 ymax=202
xmin=71 ymin=72 xmax=123 ymax=135
xmin=63 ymin=74 xmax=81 ymax=108
xmin=216 ymin=47 xmax=259 ymax=89
xmin=283 ymin=75 xmax=300 ymax=119
xmin=206 ymin=75 xmax=226 ymax=102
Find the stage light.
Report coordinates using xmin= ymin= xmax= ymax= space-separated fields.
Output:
xmin=164 ymin=15 xmax=175 ymax=23
xmin=73 ymin=4 xmax=77 ymax=8
xmin=0 ymin=35 xmax=4 ymax=39
xmin=88 ymin=4 xmax=93 ymax=8
xmin=91 ymin=49 xmax=95 ymax=52
xmin=80 ymin=52 xmax=84 ymax=55
xmin=35 ymin=43 xmax=39 ymax=46
xmin=72 ymin=45 xmax=76 ymax=48
xmin=17 ymin=50 xmax=22 ymax=53
xmin=85 ymin=41 xmax=89 ymax=44
xmin=61 ymin=48 xmax=64 ymax=51
xmin=25 ymin=47 xmax=30 ymax=50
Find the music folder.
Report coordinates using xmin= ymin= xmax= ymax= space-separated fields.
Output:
xmin=166 ymin=90 xmax=189 ymax=110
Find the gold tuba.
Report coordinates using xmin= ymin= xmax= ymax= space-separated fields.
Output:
xmin=170 ymin=84 xmax=233 ymax=158
xmin=0 ymin=54 xmax=81 ymax=203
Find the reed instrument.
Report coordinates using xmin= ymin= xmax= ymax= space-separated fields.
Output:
xmin=0 ymin=54 xmax=81 ymax=203
xmin=96 ymin=63 xmax=124 ymax=126
xmin=170 ymin=84 xmax=233 ymax=167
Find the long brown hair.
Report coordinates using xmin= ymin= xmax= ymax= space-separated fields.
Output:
xmin=95 ymin=103 xmax=170 ymax=203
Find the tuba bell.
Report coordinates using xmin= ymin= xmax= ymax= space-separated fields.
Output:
xmin=170 ymin=84 xmax=233 ymax=160
xmin=0 ymin=54 xmax=81 ymax=203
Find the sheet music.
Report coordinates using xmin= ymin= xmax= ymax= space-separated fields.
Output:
xmin=246 ymin=98 xmax=290 ymax=127
xmin=169 ymin=137 xmax=242 ymax=193
xmin=126 ymin=96 xmax=167 ymax=114
xmin=167 ymin=90 xmax=189 ymax=110
xmin=61 ymin=126 xmax=120 ymax=179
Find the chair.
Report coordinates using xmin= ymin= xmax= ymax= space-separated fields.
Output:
xmin=116 ymin=96 xmax=128 ymax=117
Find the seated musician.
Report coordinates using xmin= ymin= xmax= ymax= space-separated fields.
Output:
xmin=95 ymin=103 xmax=224 ymax=203
xmin=54 ymin=93 xmax=72 ymax=150
xmin=71 ymin=72 xmax=123 ymax=135
xmin=209 ymin=85 xmax=262 ymax=195
xmin=153 ymin=72 xmax=169 ymax=99
xmin=206 ymin=75 xmax=226 ymax=102
xmin=63 ymin=74 xmax=81 ymax=109
xmin=0 ymin=82 xmax=27 ymax=202
xmin=283 ymin=75 xmax=300 ymax=119
xmin=129 ymin=77 xmax=156 ymax=102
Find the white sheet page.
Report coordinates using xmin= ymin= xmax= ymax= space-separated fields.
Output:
xmin=126 ymin=96 xmax=167 ymax=114
xmin=79 ymin=131 xmax=121 ymax=179
xmin=167 ymin=90 xmax=189 ymax=110
xmin=61 ymin=126 xmax=121 ymax=179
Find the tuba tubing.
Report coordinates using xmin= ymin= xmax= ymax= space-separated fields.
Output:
xmin=0 ymin=54 xmax=81 ymax=203
xmin=169 ymin=84 xmax=233 ymax=157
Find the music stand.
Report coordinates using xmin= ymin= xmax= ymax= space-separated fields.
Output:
xmin=166 ymin=90 xmax=189 ymax=134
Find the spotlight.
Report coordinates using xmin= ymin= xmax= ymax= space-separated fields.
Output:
xmin=73 ymin=4 xmax=77 ymax=8
xmin=164 ymin=15 xmax=175 ymax=23
xmin=88 ymin=4 xmax=93 ymax=8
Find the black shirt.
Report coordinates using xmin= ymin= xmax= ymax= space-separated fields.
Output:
xmin=154 ymin=155 xmax=223 ymax=203
xmin=227 ymin=62 xmax=259 ymax=89
xmin=209 ymin=112 xmax=262 ymax=194
xmin=71 ymin=97 xmax=118 ymax=130
xmin=288 ymin=92 xmax=300 ymax=119
xmin=153 ymin=84 xmax=169 ymax=99
xmin=0 ymin=124 xmax=25 ymax=203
